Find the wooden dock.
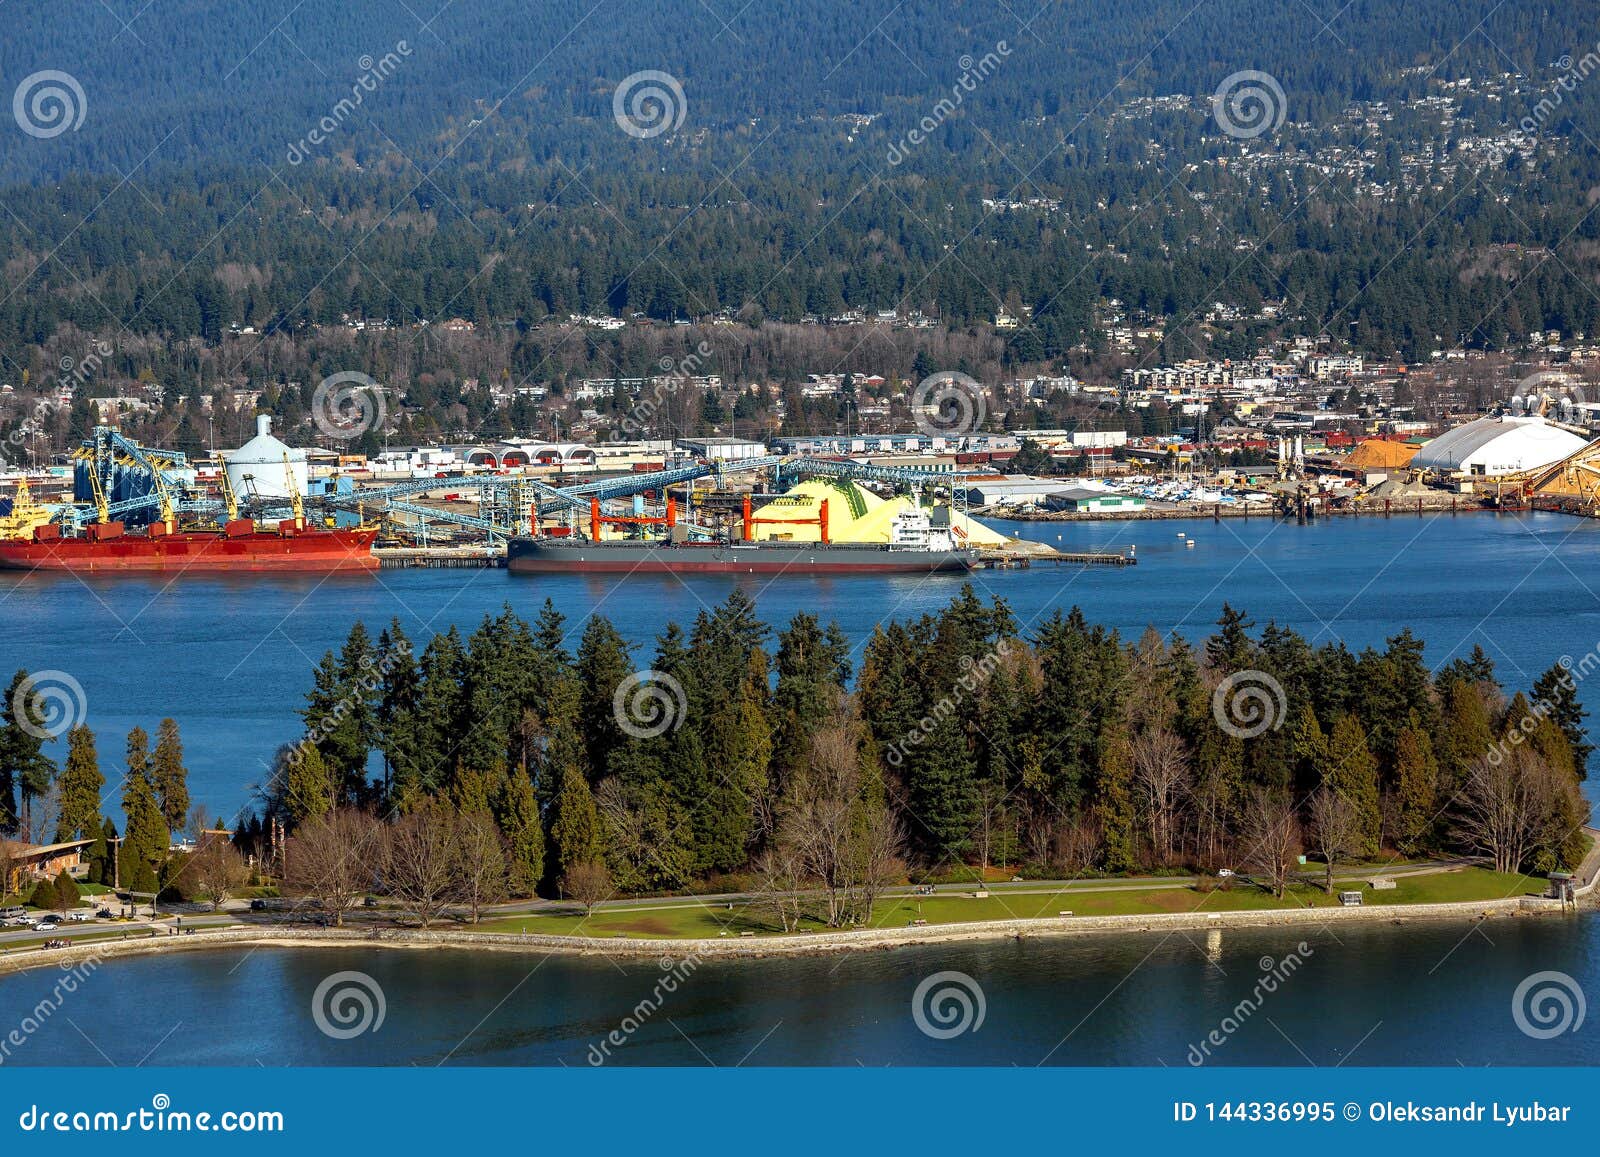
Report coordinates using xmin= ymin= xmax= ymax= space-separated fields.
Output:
xmin=978 ymin=549 xmax=1135 ymax=568
xmin=375 ymin=547 xmax=506 ymax=569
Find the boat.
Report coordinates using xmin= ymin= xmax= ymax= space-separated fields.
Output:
xmin=508 ymin=506 xmax=977 ymax=575
xmin=0 ymin=428 xmax=379 ymax=573
xmin=0 ymin=519 xmax=380 ymax=573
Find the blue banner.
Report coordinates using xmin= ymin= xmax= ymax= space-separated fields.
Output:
xmin=2 ymin=1068 xmax=1592 ymax=1153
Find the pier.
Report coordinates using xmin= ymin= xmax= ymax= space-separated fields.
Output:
xmin=376 ymin=547 xmax=506 ymax=569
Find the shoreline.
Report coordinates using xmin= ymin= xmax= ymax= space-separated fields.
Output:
xmin=0 ymin=892 xmax=1584 ymax=978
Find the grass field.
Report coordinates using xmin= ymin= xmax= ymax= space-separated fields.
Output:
xmin=468 ymin=867 xmax=1549 ymax=940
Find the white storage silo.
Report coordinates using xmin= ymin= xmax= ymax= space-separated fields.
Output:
xmin=226 ymin=415 xmax=308 ymax=500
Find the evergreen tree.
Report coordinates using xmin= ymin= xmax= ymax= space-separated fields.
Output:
xmin=905 ymin=711 xmax=978 ymax=864
xmin=119 ymin=750 xmax=166 ymax=895
xmin=55 ymin=725 xmax=103 ymax=841
xmin=1206 ymin=603 xmax=1254 ymax=671
xmin=550 ymin=759 xmax=602 ymax=881
xmin=575 ymin=615 xmax=634 ymax=780
xmin=1532 ymin=663 xmax=1592 ymax=778
xmin=284 ymin=746 xmax=336 ymax=824
xmin=0 ymin=669 xmax=57 ymax=833
xmin=1321 ymin=714 xmax=1382 ymax=856
xmin=375 ymin=620 xmax=420 ymax=798
xmin=1391 ymin=725 xmax=1438 ymax=854
xmin=495 ymin=768 xmax=546 ymax=897
xmin=1095 ymin=723 xmax=1138 ymax=872
xmin=152 ymin=718 xmax=190 ymax=834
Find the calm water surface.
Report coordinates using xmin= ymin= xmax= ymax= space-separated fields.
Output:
xmin=4 ymin=509 xmax=1600 ymax=813
xmin=0 ymin=917 xmax=1594 ymax=1065
xmin=3 ymin=508 xmax=1598 ymax=1066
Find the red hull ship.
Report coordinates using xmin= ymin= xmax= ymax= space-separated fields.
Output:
xmin=0 ymin=519 xmax=380 ymax=573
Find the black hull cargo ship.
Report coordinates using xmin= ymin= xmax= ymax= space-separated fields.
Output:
xmin=509 ymin=506 xmax=978 ymax=575
xmin=506 ymin=536 xmax=977 ymax=574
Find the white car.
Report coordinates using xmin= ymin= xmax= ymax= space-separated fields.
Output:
xmin=66 ymin=911 xmax=92 ymax=922
xmin=1216 ymin=868 xmax=1236 ymax=878
xmin=33 ymin=921 xmax=59 ymax=933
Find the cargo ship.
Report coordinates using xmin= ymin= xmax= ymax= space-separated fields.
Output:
xmin=508 ymin=504 xmax=977 ymax=575
xmin=1 ymin=478 xmax=378 ymax=573
xmin=0 ymin=518 xmax=380 ymax=573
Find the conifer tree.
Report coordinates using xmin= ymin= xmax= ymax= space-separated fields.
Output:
xmin=152 ymin=718 xmax=190 ymax=834
xmin=55 ymin=725 xmax=103 ymax=841
xmin=1321 ymin=713 xmax=1382 ymax=855
xmin=494 ymin=769 xmax=545 ymax=897
xmin=550 ymin=759 xmax=601 ymax=881
xmin=1391 ymin=725 xmax=1439 ymax=854
xmin=119 ymin=744 xmax=166 ymax=895
xmin=1532 ymin=662 xmax=1592 ymax=778
xmin=284 ymin=746 xmax=335 ymax=825
xmin=0 ymin=669 xmax=57 ymax=834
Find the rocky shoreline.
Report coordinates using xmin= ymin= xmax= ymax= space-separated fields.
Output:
xmin=0 ymin=892 xmax=1581 ymax=978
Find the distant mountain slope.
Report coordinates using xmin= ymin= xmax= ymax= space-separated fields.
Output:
xmin=0 ymin=0 xmax=1590 ymax=182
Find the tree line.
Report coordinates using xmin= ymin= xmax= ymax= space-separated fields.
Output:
xmin=241 ymin=590 xmax=1590 ymax=923
xmin=0 ymin=692 xmax=197 ymax=899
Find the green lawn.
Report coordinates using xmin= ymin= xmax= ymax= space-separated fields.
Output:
xmin=466 ymin=867 xmax=1549 ymax=940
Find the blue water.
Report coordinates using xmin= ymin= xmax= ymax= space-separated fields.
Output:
xmin=3 ymin=509 xmax=1599 ymax=814
xmin=0 ymin=916 xmax=1594 ymax=1066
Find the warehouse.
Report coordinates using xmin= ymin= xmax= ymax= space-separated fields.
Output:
xmin=1411 ymin=415 xmax=1588 ymax=477
xmin=1043 ymin=487 xmax=1147 ymax=513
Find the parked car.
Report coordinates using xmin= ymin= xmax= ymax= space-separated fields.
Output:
xmin=249 ymin=899 xmax=267 ymax=911
xmin=95 ymin=908 xmax=114 ymax=919
xmin=66 ymin=911 xmax=92 ymax=922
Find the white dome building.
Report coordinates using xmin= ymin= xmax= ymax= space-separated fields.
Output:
xmin=226 ymin=415 xmax=309 ymax=500
xmin=1411 ymin=415 xmax=1587 ymax=477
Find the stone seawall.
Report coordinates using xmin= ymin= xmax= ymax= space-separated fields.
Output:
xmin=0 ymin=893 xmax=1573 ymax=978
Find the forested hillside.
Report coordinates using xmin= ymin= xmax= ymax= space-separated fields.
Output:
xmin=2 ymin=0 xmax=1598 ymax=401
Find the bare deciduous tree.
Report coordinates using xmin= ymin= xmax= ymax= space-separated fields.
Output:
xmin=561 ymin=859 xmax=612 ymax=915
xmin=189 ymin=838 xmax=250 ymax=911
xmin=1455 ymin=749 xmax=1571 ymax=874
xmin=383 ymin=802 xmax=460 ymax=928
xmin=1131 ymin=726 xmax=1191 ymax=864
xmin=454 ymin=810 xmax=508 ymax=924
xmin=283 ymin=808 xmax=381 ymax=926
xmin=1307 ymin=788 xmax=1364 ymax=893
xmin=775 ymin=720 xmax=904 ymax=928
xmin=751 ymin=844 xmax=806 ymax=932
xmin=1240 ymin=789 xmax=1301 ymax=898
